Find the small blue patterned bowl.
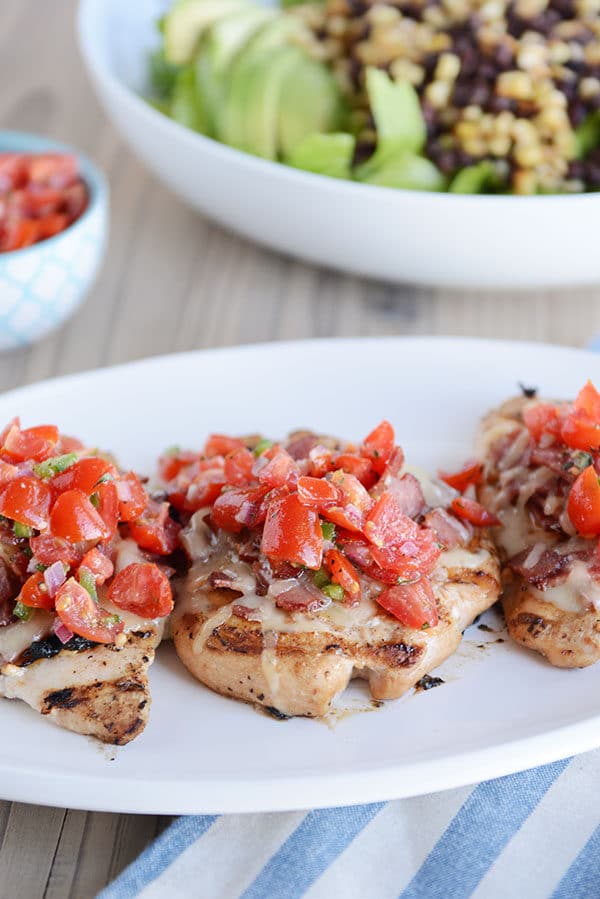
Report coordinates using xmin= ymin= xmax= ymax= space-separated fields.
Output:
xmin=0 ymin=131 xmax=108 ymax=350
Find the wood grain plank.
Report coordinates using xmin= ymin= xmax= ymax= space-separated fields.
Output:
xmin=0 ymin=804 xmax=66 ymax=899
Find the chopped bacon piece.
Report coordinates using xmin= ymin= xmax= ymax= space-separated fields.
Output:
xmin=508 ymin=547 xmax=569 ymax=586
xmin=382 ymin=473 xmax=426 ymax=520
xmin=424 ymin=508 xmax=473 ymax=549
xmin=208 ymin=570 xmax=235 ymax=590
xmin=285 ymin=433 xmax=320 ymax=460
xmin=232 ymin=603 xmax=262 ymax=621
xmin=274 ymin=585 xmax=325 ymax=613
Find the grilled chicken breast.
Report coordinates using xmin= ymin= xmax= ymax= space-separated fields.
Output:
xmin=0 ymin=606 xmax=165 ymax=744
xmin=477 ymin=396 xmax=600 ymax=668
xmin=173 ymin=494 xmax=501 ymax=718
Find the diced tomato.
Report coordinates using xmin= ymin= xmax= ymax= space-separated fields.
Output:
xmin=0 ymin=476 xmax=52 ymax=529
xmin=261 ymin=494 xmax=323 ymax=570
xmin=58 ymin=435 xmax=86 ymax=454
xmin=361 ymin=420 xmax=395 ymax=475
xmin=561 ymin=411 xmax=600 ymax=451
xmin=451 ymin=497 xmax=500 ymax=527
xmin=370 ymin=527 xmax=441 ymax=578
xmin=50 ymin=457 xmax=113 ymax=496
xmin=439 ymin=460 xmax=483 ymax=493
xmin=108 ymin=562 xmax=173 ymax=618
xmin=522 ymin=403 xmax=561 ymax=443
xmin=17 ymin=572 xmax=53 ymax=611
xmin=37 ymin=213 xmax=69 ymax=240
xmin=183 ymin=465 xmax=227 ymax=512
xmin=321 ymin=471 xmax=373 ymax=533
xmin=297 ymin=476 xmax=340 ymax=509
xmin=30 ymin=534 xmax=84 ymax=569
xmin=2 ymin=218 xmax=40 ymax=250
xmin=115 ymin=472 xmax=147 ymax=522
xmin=375 ymin=578 xmax=439 ymax=629
xmin=2 ymin=423 xmax=59 ymax=462
xmin=0 ymin=154 xmax=28 ymax=191
xmin=257 ymin=448 xmax=297 ymax=489
xmin=28 ymin=153 xmax=78 ymax=189
xmin=0 ymin=460 xmax=18 ymax=486
xmin=55 ymin=578 xmax=124 ymax=644
xmin=95 ymin=480 xmax=119 ymax=541
xmin=567 ymin=465 xmax=600 ymax=536
xmin=333 ymin=453 xmax=377 ymax=489
xmin=158 ymin=449 xmax=198 ymax=482
xmin=0 ymin=418 xmax=19 ymax=447
xmin=575 ymin=381 xmax=600 ymax=420
xmin=129 ymin=500 xmax=180 ymax=556
xmin=10 ymin=186 xmax=63 ymax=217
xmin=325 ymin=549 xmax=361 ymax=602
xmin=204 ymin=434 xmax=244 ymax=458
xmin=50 ymin=489 xmax=109 ymax=542
xmin=212 ymin=486 xmax=268 ymax=533
xmin=79 ymin=548 xmax=114 ymax=585
xmin=62 ymin=182 xmax=87 ymax=221
xmin=308 ymin=445 xmax=334 ymax=477
xmin=364 ymin=492 xmax=419 ymax=548
xmin=222 ymin=447 xmax=253 ymax=486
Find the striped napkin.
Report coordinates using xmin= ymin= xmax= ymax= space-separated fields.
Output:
xmin=101 ymin=750 xmax=600 ymax=898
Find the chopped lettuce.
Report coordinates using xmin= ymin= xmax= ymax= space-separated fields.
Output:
xmin=287 ymin=133 xmax=355 ymax=178
xmin=359 ymin=154 xmax=446 ymax=191
xmin=356 ymin=69 xmax=426 ymax=180
xmin=449 ymin=161 xmax=505 ymax=194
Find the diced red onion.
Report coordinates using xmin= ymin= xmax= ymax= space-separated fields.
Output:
xmin=116 ymin=479 xmax=133 ymax=501
xmin=27 ymin=556 xmax=39 ymax=574
xmin=53 ymin=618 xmax=74 ymax=644
xmin=235 ymin=498 xmax=261 ymax=527
xmin=44 ymin=560 xmax=67 ymax=598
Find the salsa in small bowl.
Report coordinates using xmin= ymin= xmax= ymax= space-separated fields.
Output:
xmin=0 ymin=131 xmax=108 ymax=350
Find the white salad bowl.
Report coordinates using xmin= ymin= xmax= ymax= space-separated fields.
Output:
xmin=78 ymin=0 xmax=600 ymax=289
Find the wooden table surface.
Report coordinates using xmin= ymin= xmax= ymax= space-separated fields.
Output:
xmin=2 ymin=1 xmax=600 ymax=896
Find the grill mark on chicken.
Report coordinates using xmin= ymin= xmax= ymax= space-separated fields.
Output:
xmin=17 ymin=634 xmax=97 ymax=667
xmin=1 ymin=626 xmax=162 ymax=744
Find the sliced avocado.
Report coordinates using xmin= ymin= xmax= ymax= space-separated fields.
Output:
xmin=359 ymin=154 xmax=446 ymax=191
xmin=164 ymin=0 xmax=249 ymax=65
xmin=195 ymin=6 xmax=276 ymax=136
xmin=277 ymin=55 xmax=345 ymax=158
xmin=170 ymin=65 xmax=208 ymax=133
xmin=241 ymin=46 xmax=303 ymax=159
xmin=148 ymin=48 xmax=180 ymax=99
xmin=287 ymin=133 xmax=355 ymax=178
xmin=219 ymin=15 xmax=308 ymax=148
xmin=449 ymin=160 xmax=505 ymax=194
xmin=575 ymin=112 xmax=600 ymax=159
xmin=356 ymin=68 xmax=426 ymax=180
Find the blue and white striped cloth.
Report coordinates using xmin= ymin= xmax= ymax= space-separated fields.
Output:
xmin=102 ymin=750 xmax=600 ymax=898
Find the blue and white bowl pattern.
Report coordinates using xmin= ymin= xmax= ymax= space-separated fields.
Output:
xmin=0 ymin=131 xmax=109 ymax=351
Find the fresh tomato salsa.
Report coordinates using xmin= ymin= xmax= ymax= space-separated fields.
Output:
xmin=0 ymin=418 xmax=176 ymax=644
xmin=0 ymin=153 xmax=88 ymax=253
xmin=159 ymin=422 xmax=480 ymax=630
xmin=521 ymin=381 xmax=600 ymax=542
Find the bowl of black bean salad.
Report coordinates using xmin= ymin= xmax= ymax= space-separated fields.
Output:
xmin=79 ymin=0 xmax=600 ymax=287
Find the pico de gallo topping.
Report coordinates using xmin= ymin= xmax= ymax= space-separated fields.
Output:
xmin=0 ymin=153 xmax=88 ymax=253
xmin=481 ymin=380 xmax=600 ymax=589
xmin=159 ymin=422 xmax=479 ymax=631
xmin=0 ymin=418 xmax=176 ymax=643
